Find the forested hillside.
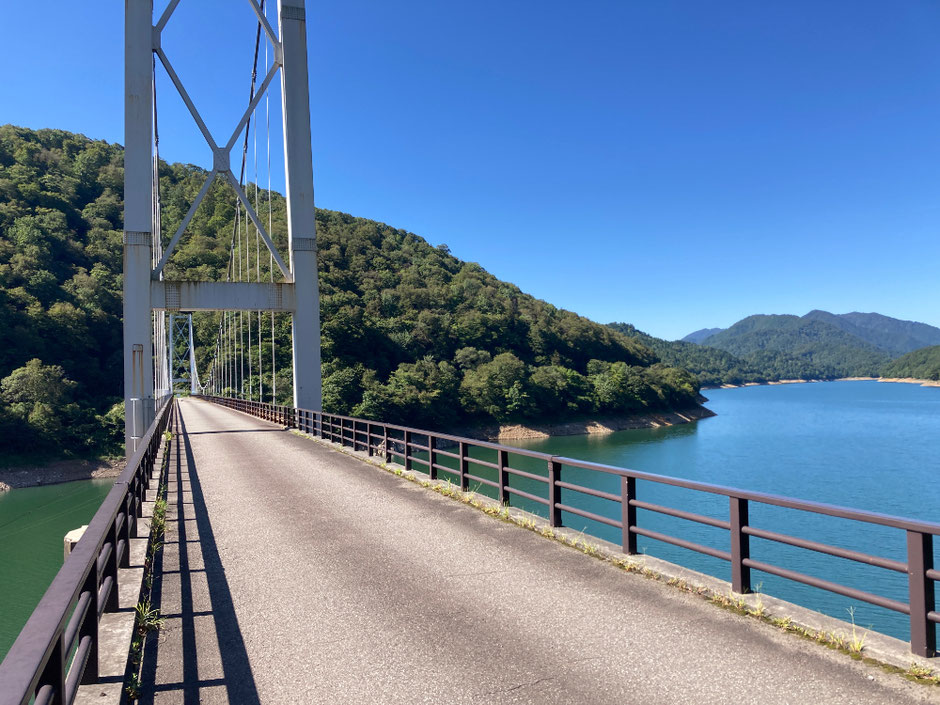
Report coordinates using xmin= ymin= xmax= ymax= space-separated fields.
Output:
xmin=606 ymin=323 xmax=767 ymax=387
xmin=801 ymin=310 xmax=940 ymax=356
xmin=701 ymin=314 xmax=891 ymax=379
xmin=882 ymin=346 xmax=940 ymax=381
xmin=0 ymin=125 xmax=703 ymax=458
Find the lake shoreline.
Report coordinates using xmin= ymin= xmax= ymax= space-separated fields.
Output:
xmin=0 ymin=404 xmax=719 ymax=486
xmin=456 ymin=404 xmax=717 ymax=441
xmin=702 ymin=377 xmax=940 ymax=391
xmin=0 ymin=459 xmax=124 ymax=493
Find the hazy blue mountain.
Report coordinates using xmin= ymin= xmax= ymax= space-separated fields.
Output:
xmin=681 ymin=327 xmax=723 ymax=344
xmin=802 ymin=310 xmax=940 ymax=356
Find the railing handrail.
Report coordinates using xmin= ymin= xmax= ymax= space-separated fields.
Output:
xmin=0 ymin=396 xmax=174 ymax=705
xmin=270 ymin=402 xmax=940 ymax=536
xmin=200 ymin=395 xmax=938 ymax=658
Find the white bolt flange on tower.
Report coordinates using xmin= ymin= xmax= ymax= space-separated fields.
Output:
xmin=123 ymin=0 xmax=322 ymax=453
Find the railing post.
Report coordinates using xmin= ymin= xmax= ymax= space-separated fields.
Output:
xmin=621 ymin=476 xmax=637 ymax=554
xmin=119 ymin=502 xmax=130 ymax=569
xmin=37 ymin=637 xmax=65 ymax=705
xmin=730 ymin=497 xmax=751 ymax=594
xmin=548 ymin=459 xmax=561 ymax=527
xmin=404 ymin=430 xmax=412 ymax=471
xmin=907 ymin=530 xmax=937 ymax=657
xmin=79 ymin=567 xmax=100 ymax=684
xmin=498 ymin=449 xmax=510 ymax=504
xmin=104 ymin=520 xmax=119 ymax=612
xmin=428 ymin=436 xmax=437 ymax=480
xmin=383 ymin=426 xmax=391 ymax=462
xmin=459 ymin=442 xmax=469 ymax=491
xmin=366 ymin=423 xmax=374 ymax=456
xmin=127 ymin=479 xmax=139 ymax=539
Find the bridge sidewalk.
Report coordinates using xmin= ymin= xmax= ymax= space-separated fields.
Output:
xmin=137 ymin=398 xmax=935 ymax=704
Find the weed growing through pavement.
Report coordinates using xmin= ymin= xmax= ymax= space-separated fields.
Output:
xmin=135 ymin=599 xmax=165 ymax=633
xmin=125 ymin=426 xmax=171 ymax=700
xmin=906 ymin=662 xmax=940 ymax=684
xmin=846 ymin=606 xmax=869 ymax=656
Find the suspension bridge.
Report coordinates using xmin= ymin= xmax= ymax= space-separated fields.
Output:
xmin=0 ymin=1 xmax=938 ymax=704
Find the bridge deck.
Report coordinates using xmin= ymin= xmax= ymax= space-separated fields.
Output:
xmin=138 ymin=398 xmax=929 ymax=704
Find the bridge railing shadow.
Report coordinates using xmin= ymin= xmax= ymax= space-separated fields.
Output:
xmin=138 ymin=412 xmax=260 ymax=705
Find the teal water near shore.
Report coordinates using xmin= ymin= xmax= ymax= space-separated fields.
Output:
xmin=0 ymin=479 xmax=113 ymax=661
xmin=503 ymin=380 xmax=940 ymax=642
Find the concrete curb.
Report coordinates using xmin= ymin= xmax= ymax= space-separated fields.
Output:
xmin=74 ymin=435 xmax=170 ymax=705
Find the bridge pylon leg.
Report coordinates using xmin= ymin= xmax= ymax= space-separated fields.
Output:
xmin=279 ymin=0 xmax=323 ymax=412
xmin=123 ymin=0 xmax=155 ymax=455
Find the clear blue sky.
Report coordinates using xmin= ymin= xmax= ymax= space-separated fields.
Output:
xmin=3 ymin=0 xmax=940 ymax=340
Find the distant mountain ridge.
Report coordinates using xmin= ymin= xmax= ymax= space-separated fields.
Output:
xmin=681 ymin=328 xmax=723 ymax=344
xmin=683 ymin=311 xmax=940 ymax=356
xmin=702 ymin=314 xmax=891 ymax=379
xmin=801 ymin=310 xmax=940 ymax=355
xmin=614 ymin=310 xmax=940 ymax=387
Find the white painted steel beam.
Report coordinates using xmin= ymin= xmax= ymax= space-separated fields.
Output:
xmin=151 ymin=281 xmax=296 ymax=312
xmin=279 ymin=0 xmax=323 ymax=412
xmin=124 ymin=0 xmax=156 ymax=455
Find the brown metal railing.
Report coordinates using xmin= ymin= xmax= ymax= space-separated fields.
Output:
xmin=0 ymin=398 xmax=174 ymax=705
xmin=201 ymin=395 xmax=938 ymax=658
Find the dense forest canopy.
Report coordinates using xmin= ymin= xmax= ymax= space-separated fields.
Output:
xmin=606 ymin=323 xmax=768 ymax=387
xmin=0 ymin=125 xmax=703 ymax=458
xmin=882 ymin=346 xmax=940 ymax=381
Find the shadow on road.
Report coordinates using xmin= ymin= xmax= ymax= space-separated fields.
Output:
xmin=138 ymin=412 xmax=261 ymax=705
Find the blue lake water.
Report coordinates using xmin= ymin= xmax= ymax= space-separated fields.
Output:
xmin=441 ymin=381 xmax=940 ymax=643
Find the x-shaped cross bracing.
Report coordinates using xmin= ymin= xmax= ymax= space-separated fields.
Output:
xmin=151 ymin=0 xmax=292 ymax=281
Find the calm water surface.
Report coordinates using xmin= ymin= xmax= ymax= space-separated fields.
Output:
xmin=0 ymin=479 xmax=113 ymax=660
xmin=505 ymin=381 xmax=940 ymax=642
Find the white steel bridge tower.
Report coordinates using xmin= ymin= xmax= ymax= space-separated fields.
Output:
xmin=123 ymin=0 xmax=322 ymax=452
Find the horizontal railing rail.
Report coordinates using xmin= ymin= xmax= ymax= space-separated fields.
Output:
xmin=0 ymin=398 xmax=174 ymax=705
xmin=199 ymin=395 xmax=938 ymax=658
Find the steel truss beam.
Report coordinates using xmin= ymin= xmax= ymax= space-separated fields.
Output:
xmin=152 ymin=281 xmax=296 ymax=312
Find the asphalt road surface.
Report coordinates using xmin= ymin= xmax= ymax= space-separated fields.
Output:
xmin=137 ymin=397 xmax=938 ymax=704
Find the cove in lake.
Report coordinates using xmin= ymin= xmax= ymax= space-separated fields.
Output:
xmin=0 ymin=479 xmax=113 ymax=661
xmin=504 ymin=380 xmax=940 ymax=642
